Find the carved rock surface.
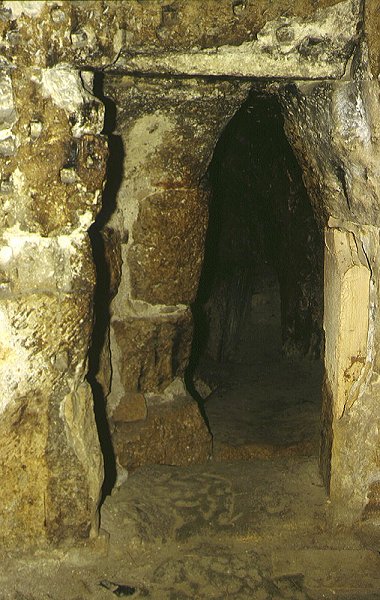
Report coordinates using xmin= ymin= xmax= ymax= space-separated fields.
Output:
xmin=1 ymin=0 xmax=380 ymax=546
xmin=280 ymin=65 xmax=380 ymax=523
xmin=0 ymin=1 xmax=360 ymax=78
xmin=113 ymin=394 xmax=212 ymax=472
xmin=111 ymin=310 xmax=193 ymax=396
xmin=102 ymin=75 xmax=252 ymax=477
xmin=129 ymin=189 xmax=208 ymax=305
xmin=0 ymin=61 xmax=106 ymax=548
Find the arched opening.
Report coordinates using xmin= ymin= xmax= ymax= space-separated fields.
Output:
xmin=189 ymin=88 xmax=324 ymax=459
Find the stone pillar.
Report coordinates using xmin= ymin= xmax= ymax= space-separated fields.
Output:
xmin=280 ymin=62 xmax=380 ymax=523
xmin=318 ymin=218 xmax=380 ymax=524
xmin=102 ymin=76 xmax=250 ymax=470
xmin=0 ymin=64 xmax=106 ymax=549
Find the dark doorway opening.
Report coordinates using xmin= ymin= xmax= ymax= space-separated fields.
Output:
xmin=188 ymin=89 xmax=324 ymax=459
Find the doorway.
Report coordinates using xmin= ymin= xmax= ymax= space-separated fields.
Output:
xmin=189 ymin=89 xmax=324 ymax=460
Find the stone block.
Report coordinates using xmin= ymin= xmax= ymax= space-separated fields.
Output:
xmin=47 ymin=382 xmax=103 ymax=545
xmin=0 ymin=233 xmax=95 ymax=295
xmin=113 ymin=395 xmax=212 ymax=471
xmin=0 ymin=62 xmax=106 ymax=550
xmin=112 ymin=393 xmax=147 ymax=423
xmin=120 ymin=1 xmax=359 ymax=79
xmin=0 ymin=292 xmax=103 ymax=548
xmin=0 ymin=0 xmax=359 ymax=79
xmin=111 ymin=310 xmax=193 ymax=394
xmin=365 ymin=0 xmax=380 ymax=79
xmin=0 ymin=70 xmax=107 ymax=236
xmin=324 ymin=227 xmax=370 ymax=421
xmin=128 ymin=189 xmax=208 ymax=305
xmin=105 ymin=77 xmax=251 ymax=191
xmin=363 ymin=480 xmax=380 ymax=519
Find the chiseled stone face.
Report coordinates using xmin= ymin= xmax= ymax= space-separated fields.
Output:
xmin=104 ymin=74 xmax=251 ymax=454
xmin=129 ymin=189 xmax=208 ymax=305
xmin=280 ymin=67 xmax=380 ymax=523
xmin=112 ymin=392 xmax=147 ymax=423
xmin=113 ymin=395 xmax=212 ymax=472
xmin=117 ymin=0 xmax=360 ymax=79
xmin=1 ymin=0 xmax=380 ymax=543
xmin=111 ymin=310 xmax=193 ymax=395
xmin=365 ymin=0 xmax=380 ymax=79
xmin=0 ymin=1 xmax=359 ymax=77
xmin=0 ymin=60 xmax=106 ymax=549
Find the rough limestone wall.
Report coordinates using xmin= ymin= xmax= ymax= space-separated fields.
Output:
xmin=0 ymin=4 xmax=107 ymax=549
xmin=95 ymin=0 xmax=359 ymax=473
xmin=0 ymin=0 xmax=359 ymax=75
xmin=102 ymin=76 xmax=251 ymax=471
xmin=279 ymin=31 xmax=380 ymax=522
xmin=0 ymin=0 xmax=367 ymax=543
xmin=114 ymin=0 xmax=360 ymax=79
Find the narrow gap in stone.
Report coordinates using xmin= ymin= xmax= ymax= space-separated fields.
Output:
xmin=87 ymin=71 xmax=124 ymax=501
xmin=188 ymin=89 xmax=324 ymax=461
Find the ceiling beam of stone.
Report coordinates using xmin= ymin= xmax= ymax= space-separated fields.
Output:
xmin=0 ymin=0 xmax=361 ymax=79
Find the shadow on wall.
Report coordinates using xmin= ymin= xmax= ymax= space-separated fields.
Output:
xmin=87 ymin=72 xmax=124 ymax=501
xmin=187 ymin=89 xmax=324 ymax=379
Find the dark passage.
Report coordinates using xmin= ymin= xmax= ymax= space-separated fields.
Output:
xmin=189 ymin=90 xmax=324 ymax=459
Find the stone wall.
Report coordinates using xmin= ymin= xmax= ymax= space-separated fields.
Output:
xmin=279 ymin=41 xmax=380 ymax=521
xmin=0 ymin=58 xmax=106 ymax=547
xmin=102 ymin=75 xmax=251 ymax=470
xmin=1 ymin=0 xmax=379 ymax=550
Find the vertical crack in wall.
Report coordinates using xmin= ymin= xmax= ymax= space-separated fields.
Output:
xmin=86 ymin=71 xmax=124 ymax=500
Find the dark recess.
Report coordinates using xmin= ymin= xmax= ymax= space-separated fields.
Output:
xmin=86 ymin=71 xmax=124 ymax=501
xmin=187 ymin=89 xmax=323 ymax=392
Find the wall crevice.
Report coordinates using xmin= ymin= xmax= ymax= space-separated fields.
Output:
xmin=86 ymin=71 xmax=124 ymax=501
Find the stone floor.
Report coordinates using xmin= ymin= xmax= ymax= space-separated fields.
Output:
xmin=1 ymin=457 xmax=380 ymax=599
xmin=200 ymin=275 xmax=322 ymax=461
xmin=1 ymin=293 xmax=380 ymax=599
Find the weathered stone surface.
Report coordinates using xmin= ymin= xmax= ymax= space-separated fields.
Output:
xmin=0 ymin=69 xmax=106 ymax=236
xmin=113 ymin=394 xmax=212 ymax=472
xmin=111 ymin=310 xmax=193 ymax=395
xmin=320 ymin=223 xmax=376 ymax=521
xmin=2 ymin=0 xmax=380 ymax=545
xmin=129 ymin=189 xmax=208 ymax=305
xmin=280 ymin=76 xmax=380 ymax=228
xmin=0 ymin=60 xmax=106 ymax=548
xmin=0 ymin=1 xmax=359 ymax=79
xmin=105 ymin=76 xmax=250 ymax=429
xmin=0 ymin=233 xmax=95 ymax=295
xmin=0 ymin=294 xmax=103 ymax=548
xmin=112 ymin=393 xmax=147 ymax=423
xmin=324 ymin=226 xmax=371 ymax=421
xmin=104 ymin=75 xmax=251 ymax=311
xmin=104 ymin=76 xmax=252 ymax=197
xmin=365 ymin=0 xmax=380 ymax=79
xmin=0 ymin=393 xmax=48 ymax=549
xmin=103 ymin=227 xmax=122 ymax=300
xmin=279 ymin=66 xmax=380 ymax=523
xmin=48 ymin=382 xmax=103 ymax=544
xmin=117 ymin=1 xmax=360 ymax=79
xmin=363 ymin=480 xmax=380 ymax=520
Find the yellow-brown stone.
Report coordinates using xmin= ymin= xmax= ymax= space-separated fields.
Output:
xmin=129 ymin=189 xmax=208 ymax=305
xmin=112 ymin=393 xmax=148 ymax=423
xmin=113 ymin=396 xmax=212 ymax=471
xmin=111 ymin=310 xmax=193 ymax=394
